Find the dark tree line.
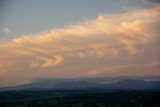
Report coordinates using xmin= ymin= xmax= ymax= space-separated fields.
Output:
xmin=0 ymin=90 xmax=160 ymax=107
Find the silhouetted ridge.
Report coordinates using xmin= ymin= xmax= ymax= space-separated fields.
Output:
xmin=0 ymin=78 xmax=160 ymax=91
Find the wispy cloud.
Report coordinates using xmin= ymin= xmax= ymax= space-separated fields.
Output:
xmin=141 ymin=0 xmax=160 ymax=6
xmin=143 ymin=0 xmax=160 ymax=4
xmin=3 ymin=28 xmax=11 ymax=34
xmin=0 ymin=6 xmax=160 ymax=86
xmin=30 ymin=55 xmax=64 ymax=68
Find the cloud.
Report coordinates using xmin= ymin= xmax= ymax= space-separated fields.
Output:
xmin=145 ymin=0 xmax=160 ymax=3
xmin=142 ymin=0 xmax=160 ymax=5
xmin=0 ymin=6 xmax=160 ymax=86
xmin=3 ymin=28 xmax=11 ymax=34
xmin=31 ymin=55 xmax=64 ymax=68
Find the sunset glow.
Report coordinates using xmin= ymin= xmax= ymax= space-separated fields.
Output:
xmin=0 ymin=0 xmax=160 ymax=87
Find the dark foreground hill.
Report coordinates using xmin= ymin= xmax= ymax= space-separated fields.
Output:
xmin=0 ymin=90 xmax=160 ymax=107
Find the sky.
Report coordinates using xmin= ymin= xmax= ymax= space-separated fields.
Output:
xmin=0 ymin=0 xmax=160 ymax=87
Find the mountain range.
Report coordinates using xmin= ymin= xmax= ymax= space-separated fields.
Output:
xmin=0 ymin=77 xmax=160 ymax=91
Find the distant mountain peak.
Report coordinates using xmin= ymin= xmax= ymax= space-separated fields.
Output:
xmin=0 ymin=78 xmax=160 ymax=91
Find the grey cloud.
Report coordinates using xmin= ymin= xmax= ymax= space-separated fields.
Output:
xmin=144 ymin=0 xmax=160 ymax=4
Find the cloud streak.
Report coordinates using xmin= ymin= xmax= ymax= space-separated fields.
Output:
xmin=3 ymin=28 xmax=11 ymax=34
xmin=143 ymin=0 xmax=160 ymax=4
xmin=0 ymin=6 xmax=160 ymax=86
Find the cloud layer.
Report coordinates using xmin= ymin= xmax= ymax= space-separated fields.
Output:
xmin=145 ymin=0 xmax=160 ymax=4
xmin=0 ymin=6 xmax=160 ymax=86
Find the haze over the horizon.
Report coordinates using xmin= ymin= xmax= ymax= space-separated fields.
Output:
xmin=0 ymin=0 xmax=160 ymax=87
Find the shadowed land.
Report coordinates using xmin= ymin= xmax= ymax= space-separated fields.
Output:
xmin=0 ymin=90 xmax=160 ymax=107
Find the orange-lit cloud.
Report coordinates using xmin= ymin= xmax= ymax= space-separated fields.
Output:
xmin=30 ymin=55 xmax=64 ymax=68
xmin=0 ymin=6 xmax=160 ymax=86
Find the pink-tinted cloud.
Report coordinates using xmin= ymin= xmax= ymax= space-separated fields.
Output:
xmin=0 ymin=6 xmax=160 ymax=87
